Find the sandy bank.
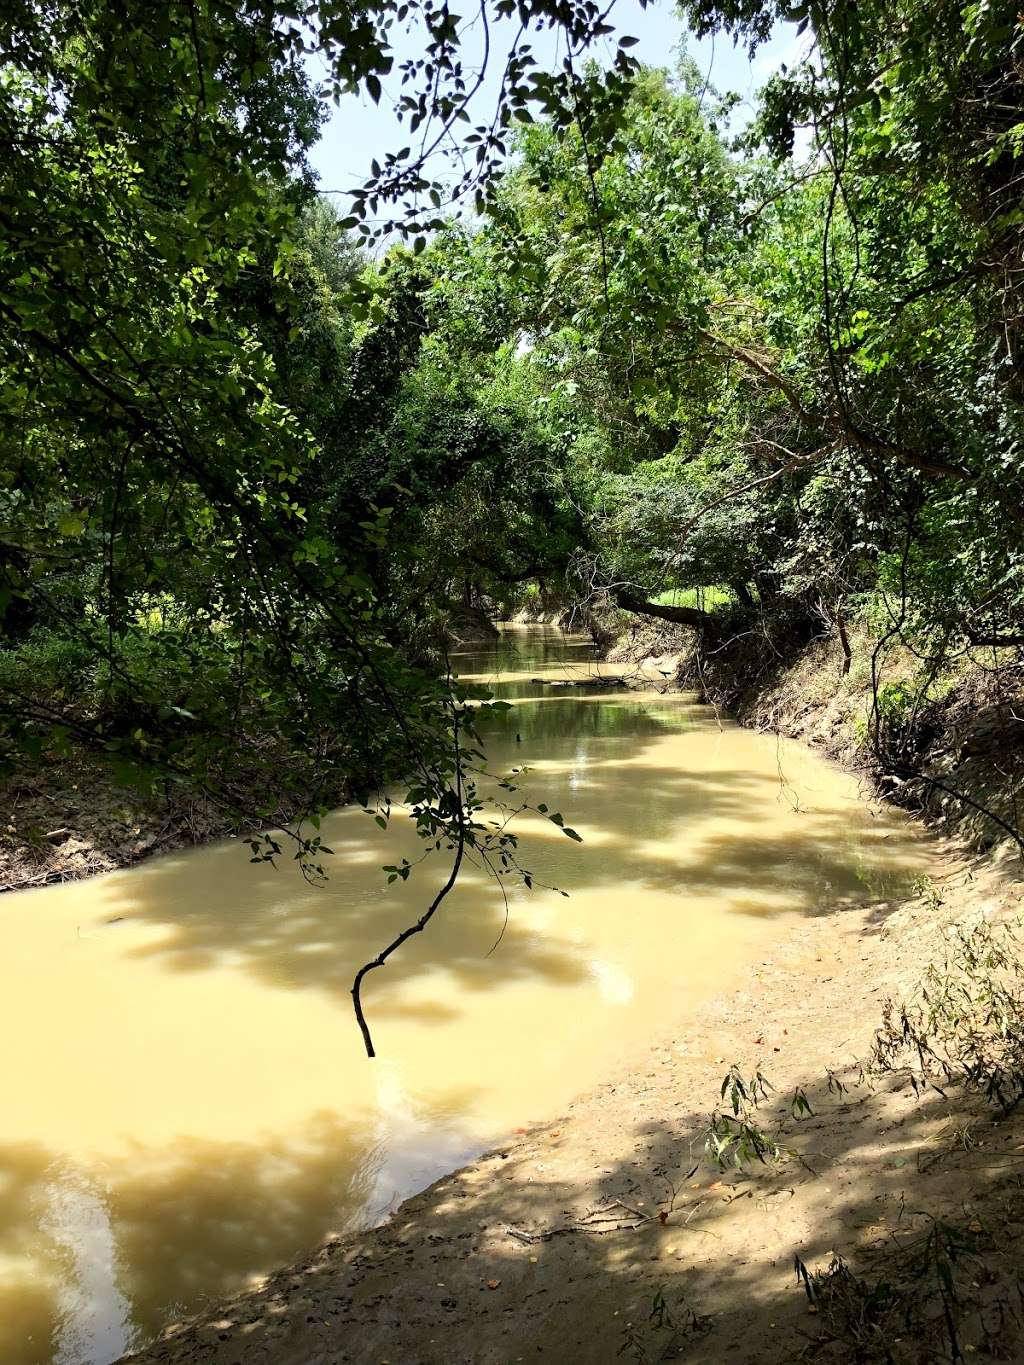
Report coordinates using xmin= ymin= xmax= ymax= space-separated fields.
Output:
xmin=123 ymin=837 xmax=1024 ymax=1365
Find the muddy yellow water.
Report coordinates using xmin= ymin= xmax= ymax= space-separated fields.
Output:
xmin=1 ymin=625 xmax=931 ymax=1363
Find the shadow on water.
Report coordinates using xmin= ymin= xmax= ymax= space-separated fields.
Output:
xmin=93 ymin=756 xmax=917 ymax=1008
xmin=98 ymin=688 xmax=922 ymax=1006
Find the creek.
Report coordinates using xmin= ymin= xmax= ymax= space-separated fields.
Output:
xmin=0 ymin=624 xmax=931 ymax=1364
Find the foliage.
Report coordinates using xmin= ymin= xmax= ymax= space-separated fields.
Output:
xmin=617 ymin=1285 xmax=709 ymax=1361
xmin=795 ymin=1218 xmax=998 ymax=1364
xmin=871 ymin=918 xmax=1024 ymax=1114
xmin=703 ymin=1065 xmax=788 ymax=1168
xmin=425 ymin=6 xmax=1024 ymax=854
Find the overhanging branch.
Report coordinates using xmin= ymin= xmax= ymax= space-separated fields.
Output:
xmin=611 ymin=586 xmax=710 ymax=628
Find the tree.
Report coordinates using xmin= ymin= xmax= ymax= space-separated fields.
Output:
xmin=1 ymin=0 xmax=630 ymax=1052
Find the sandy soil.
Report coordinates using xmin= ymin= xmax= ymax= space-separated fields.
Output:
xmin=122 ymin=839 xmax=1024 ymax=1365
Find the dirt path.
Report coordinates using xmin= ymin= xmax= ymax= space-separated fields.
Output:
xmin=122 ymin=842 xmax=1024 ymax=1365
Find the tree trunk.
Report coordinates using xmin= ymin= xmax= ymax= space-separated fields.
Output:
xmin=837 ymin=609 xmax=852 ymax=675
xmin=611 ymin=587 xmax=710 ymax=629
xmin=733 ymin=581 xmax=755 ymax=610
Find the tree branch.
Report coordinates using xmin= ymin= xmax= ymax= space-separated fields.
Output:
xmin=694 ymin=325 xmax=1018 ymax=500
xmin=351 ymin=718 xmax=467 ymax=1058
xmin=611 ymin=586 xmax=710 ymax=628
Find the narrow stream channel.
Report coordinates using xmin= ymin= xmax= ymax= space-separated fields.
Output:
xmin=0 ymin=624 xmax=931 ymax=1364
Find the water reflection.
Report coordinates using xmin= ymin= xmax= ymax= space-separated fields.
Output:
xmin=0 ymin=1109 xmax=479 ymax=1365
xmin=47 ymin=1172 xmax=131 ymax=1365
xmin=0 ymin=624 xmax=932 ymax=1364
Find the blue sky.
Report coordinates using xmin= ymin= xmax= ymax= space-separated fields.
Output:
xmin=307 ymin=5 xmax=806 ymax=210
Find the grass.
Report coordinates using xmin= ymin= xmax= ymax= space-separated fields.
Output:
xmin=651 ymin=586 xmax=734 ymax=610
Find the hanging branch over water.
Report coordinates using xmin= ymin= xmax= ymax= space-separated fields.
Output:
xmin=349 ymin=700 xmax=584 ymax=1057
xmin=351 ymin=827 xmax=468 ymax=1058
xmin=351 ymin=707 xmax=467 ymax=1058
